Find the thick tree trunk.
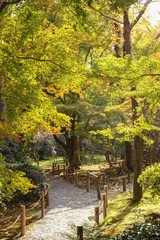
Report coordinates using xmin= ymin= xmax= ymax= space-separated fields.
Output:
xmin=66 ymin=135 xmax=82 ymax=172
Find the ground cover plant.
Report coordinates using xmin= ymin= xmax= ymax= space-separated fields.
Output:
xmin=67 ymin=190 xmax=160 ymax=239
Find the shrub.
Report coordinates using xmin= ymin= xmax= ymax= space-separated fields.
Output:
xmin=0 ymin=154 xmax=35 ymax=210
xmin=138 ymin=163 xmax=160 ymax=197
xmin=109 ymin=220 xmax=160 ymax=240
xmin=12 ymin=162 xmax=46 ymax=196
xmin=0 ymin=137 xmax=31 ymax=163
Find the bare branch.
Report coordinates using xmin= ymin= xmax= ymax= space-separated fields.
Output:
xmin=0 ymin=0 xmax=22 ymax=13
xmin=99 ymin=11 xmax=123 ymax=24
xmin=130 ymin=0 xmax=153 ymax=30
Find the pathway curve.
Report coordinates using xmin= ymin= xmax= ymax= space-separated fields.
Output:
xmin=19 ymin=175 xmax=132 ymax=240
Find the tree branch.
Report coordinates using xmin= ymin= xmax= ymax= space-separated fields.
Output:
xmin=53 ymin=135 xmax=67 ymax=149
xmin=155 ymin=32 xmax=160 ymax=40
xmin=130 ymin=0 xmax=153 ymax=30
xmin=0 ymin=0 xmax=22 ymax=13
xmin=15 ymin=56 xmax=76 ymax=73
xmin=99 ymin=11 xmax=123 ymax=24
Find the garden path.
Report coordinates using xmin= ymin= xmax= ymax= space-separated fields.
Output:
xmin=18 ymin=175 xmax=132 ymax=240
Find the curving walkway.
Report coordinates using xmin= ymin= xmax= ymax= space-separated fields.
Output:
xmin=18 ymin=175 xmax=132 ymax=240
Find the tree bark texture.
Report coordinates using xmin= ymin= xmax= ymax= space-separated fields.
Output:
xmin=123 ymin=10 xmax=132 ymax=56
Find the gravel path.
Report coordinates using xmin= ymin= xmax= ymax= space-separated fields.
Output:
xmin=18 ymin=175 xmax=133 ymax=240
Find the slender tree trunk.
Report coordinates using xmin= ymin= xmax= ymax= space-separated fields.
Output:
xmin=114 ymin=22 xmax=121 ymax=58
xmin=123 ymin=10 xmax=132 ymax=56
xmin=125 ymin=141 xmax=134 ymax=171
xmin=0 ymin=83 xmax=6 ymax=122
xmin=105 ymin=150 xmax=112 ymax=167
xmin=133 ymin=135 xmax=143 ymax=200
xmin=123 ymin=10 xmax=143 ymax=201
xmin=151 ymin=131 xmax=160 ymax=164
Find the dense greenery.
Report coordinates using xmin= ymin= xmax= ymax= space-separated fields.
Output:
xmin=109 ymin=220 xmax=160 ymax=240
xmin=0 ymin=154 xmax=35 ymax=209
xmin=138 ymin=163 xmax=160 ymax=197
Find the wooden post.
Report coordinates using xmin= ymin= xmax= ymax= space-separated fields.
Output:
xmin=66 ymin=168 xmax=69 ymax=182
xmin=75 ymin=170 xmax=78 ymax=187
xmin=21 ymin=205 xmax=26 ymax=236
xmin=77 ymin=226 xmax=83 ymax=240
xmin=104 ymin=185 xmax=108 ymax=208
xmin=96 ymin=178 xmax=101 ymax=200
xmin=103 ymin=174 xmax=106 ymax=185
xmin=86 ymin=171 xmax=90 ymax=192
xmin=123 ymin=177 xmax=126 ymax=192
xmin=128 ymin=170 xmax=131 ymax=183
xmin=52 ymin=163 xmax=55 ymax=176
xmin=58 ymin=165 xmax=60 ymax=176
xmin=95 ymin=207 xmax=99 ymax=225
xmin=102 ymin=194 xmax=106 ymax=219
xmin=41 ymin=191 xmax=45 ymax=218
xmin=46 ymin=184 xmax=50 ymax=207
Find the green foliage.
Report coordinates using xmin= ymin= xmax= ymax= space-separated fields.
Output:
xmin=138 ymin=163 xmax=160 ymax=197
xmin=68 ymin=219 xmax=160 ymax=240
xmin=0 ymin=137 xmax=31 ymax=163
xmin=13 ymin=162 xmax=46 ymax=195
xmin=109 ymin=220 xmax=160 ymax=240
xmin=0 ymin=154 xmax=35 ymax=209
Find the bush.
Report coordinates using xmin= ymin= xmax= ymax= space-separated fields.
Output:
xmin=0 ymin=154 xmax=35 ymax=210
xmin=0 ymin=137 xmax=31 ymax=163
xmin=13 ymin=162 xmax=46 ymax=195
xmin=109 ymin=220 xmax=160 ymax=240
xmin=138 ymin=163 xmax=160 ymax=197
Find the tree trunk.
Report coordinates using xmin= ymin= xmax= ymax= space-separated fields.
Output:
xmin=133 ymin=135 xmax=143 ymax=201
xmin=0 ymin=83 xmax=6 ymax=122
xmin=123 ymin=10 xmax=143 ymax=201
xmin=114 ymin=22 xmax=121 ymax=58
xmin=66 ymin=135 xmax=82 ymax=172
xmin=125 ymin=141 xmax=134 ymax=171
xmin=151 ymin=131 xmax=159 ymax=164
xmin=123 ymin=10 xmax=132 ymax=56
xmin=105 ymin=150 xmax=112 ymax=167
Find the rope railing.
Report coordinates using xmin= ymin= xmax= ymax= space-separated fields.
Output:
xmin=0 ymin=183 xmax=50 ymax=236
xmin=0 ymin=214 xmax=21 ymax=232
